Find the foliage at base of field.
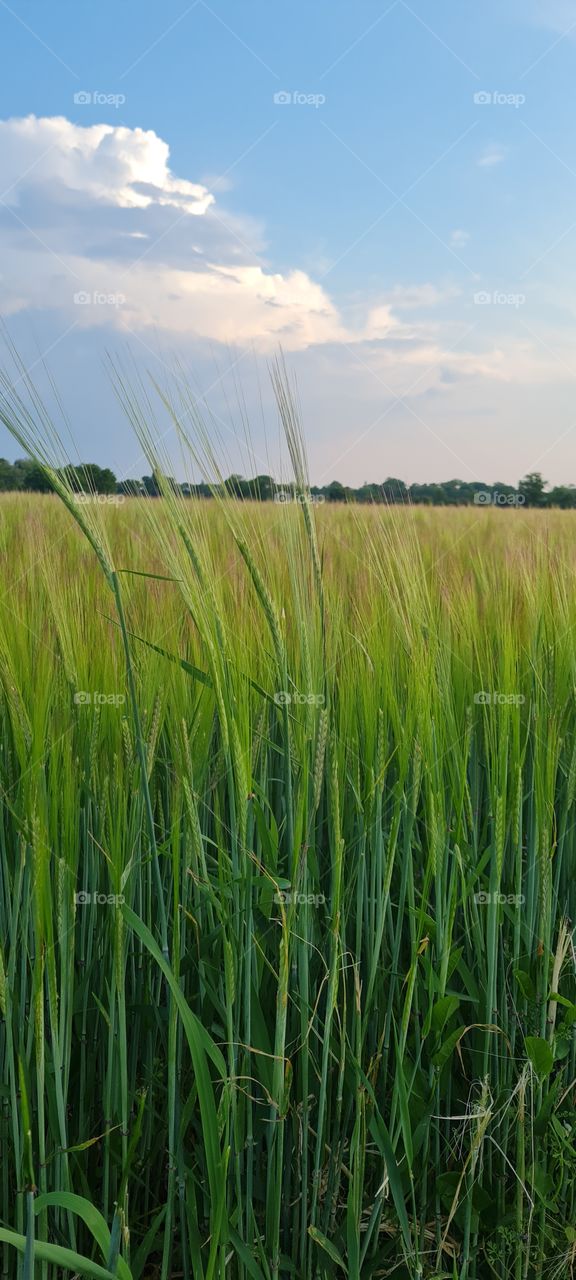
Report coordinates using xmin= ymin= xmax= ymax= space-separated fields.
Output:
xmin=0 ymin=487 xmax=576 ymax=1280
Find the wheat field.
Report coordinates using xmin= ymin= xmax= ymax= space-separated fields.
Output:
xmin=0 ymin=460 xmax=576 ymax=1279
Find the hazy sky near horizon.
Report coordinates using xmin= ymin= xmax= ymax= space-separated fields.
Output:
xmin=0 ymin=1 xmax=576 ymax=486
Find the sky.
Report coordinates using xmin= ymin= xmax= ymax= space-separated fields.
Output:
xmin=0 ymin=0 xmax=576 ymax=486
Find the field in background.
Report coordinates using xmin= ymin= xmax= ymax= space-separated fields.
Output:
xmin=1 ymin=494 xmax=576 ymax=1280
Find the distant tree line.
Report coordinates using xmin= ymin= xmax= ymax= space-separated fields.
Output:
xmin=0 ymin=459 xmax=118 ymax=495
xmin=0 ymin=461 xmax=573 ymax=508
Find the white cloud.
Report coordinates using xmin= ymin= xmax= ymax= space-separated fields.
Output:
xmin=0 ymin=115 xmax=362 ymax=350
xmin=0 ymin=114 xmax=455 ymax=357
xmin=0 ymin=113 xmax=536 ymax=403
xmin=450 ymin=229 xmax=470 ymax=247
xmin=0 ymin=115 xmax=213 ymax=214
xmin=477 ymin=145 xmax=506 ymax=167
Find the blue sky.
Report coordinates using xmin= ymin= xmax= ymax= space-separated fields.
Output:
xmin=0 ymin=0 xmax=575 ymax=485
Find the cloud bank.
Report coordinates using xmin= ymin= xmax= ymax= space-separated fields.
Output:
xmin=0 ymin=112 xmax=509 ymax=389
xmin=0 ymin=114 xmax=360 ymax=349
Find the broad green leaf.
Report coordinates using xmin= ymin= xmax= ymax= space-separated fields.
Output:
xmin=432 ymin=1026 xmax=463 ymax=1071
xmin=35 ymin=1195 xmax=132 ymax=1280
xmin=431 ymin=995 xmax=460 ymax=1034
xmin=308 ymin=1226 xmax=347 ymax=1273
xmin=514 ymin=969 xmax=536 ymax=1002
xmin=525 ymin=1035 xmax=553 ymax=1080
xmin=0 ymin=1229 xmax=127 ymax=1279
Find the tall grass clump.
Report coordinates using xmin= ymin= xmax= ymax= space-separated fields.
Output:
xmin=0 ymin=356 xmax=575 ymax=1279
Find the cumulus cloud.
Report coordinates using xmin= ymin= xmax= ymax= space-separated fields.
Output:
xmin=0 ymin=115 xmax=214 ymax=213
xmin=0 ymin=114 xmax=520 ymax=394
xmin=0 ymin=115 xmax=362 ymax=349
